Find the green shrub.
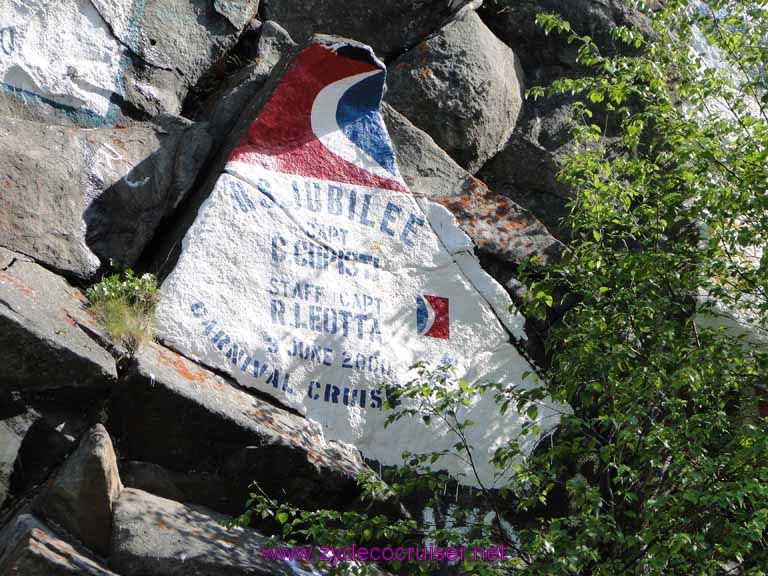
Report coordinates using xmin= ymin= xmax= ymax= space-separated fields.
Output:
xmin=87 ymin=269 xmax=159 ymax=354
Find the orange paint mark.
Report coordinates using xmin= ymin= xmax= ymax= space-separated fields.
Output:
xmin=156 ymin=519 xmax=172 ymax=530
xmin=469 ymin=175 xmax=488 ymax=193
xmin=419 ymin=67 xmax=432 ymax=79
xmin=502 ymin=216 xmax=530 ymax=231
xmin=68 ymin=289 xmax=88 ymax=303
xmin=155 ymin=348 xmax=207 ymax=382
xmin=0 ymin=271 xmax=34 ymax=297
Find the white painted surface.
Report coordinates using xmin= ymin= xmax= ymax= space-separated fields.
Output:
xmin=0 ymin=0 xmax=137 ymax=121
xmin=157 ymin=160 xmax=563 ymax=486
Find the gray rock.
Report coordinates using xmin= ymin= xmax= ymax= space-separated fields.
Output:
xmin=1 ymin=0 xmax=260 ymax=126
xmin=121 ymin=461 xmax=242 ymax=516
xmin=383 ymin=103 xmax=562 ymax=265
xmin=477 ymin=94 xmax=591 ymax=240
xmin=478 ymin=0 xmax=653 ymax=79
xmin=386 ymin=10 xmax=524 ymax=173
xmin=478 ymin=141 xmax=573 ymax=242
xmin=109 ymin=343 xmax=368 ymax=511
xmin=0 ymin=248 xmax=116 ymax=394
xmin=0 ymin=412 xmax=37 ymax=508
xmin=33 ymin=425 xmax=122 ymax=557
xmin=115 ymin=0 xmax=260 ymax=118
xmin=0 ymin=514 xmax=118 ymax=576
xmin=5 ymin=410 xmax=86 ymax=500
xmin=0 ymin=116 xmax=211 ymax=279
xmin=199 ymin=21 xmax=297 ymax=152
xmin=434 ymin=186 xmax=564 ymax=267
xmin=383 ymin=103 xmax=478 ymax=199
xmin=214 ymin=0 xmax=261 ymax=30
xmin=262 ymin=0 xmax=479 ymax=58
xmin=110 ymin=488 xmax=292 ymax=576
xmin=120 ymin=461 xmax=187 ymax=504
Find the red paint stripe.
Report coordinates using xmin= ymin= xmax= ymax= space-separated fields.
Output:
xmin=229 ymin=45 xmax=408 ymax=194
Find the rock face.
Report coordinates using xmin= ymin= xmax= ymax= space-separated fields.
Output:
xmin=433 ymin=187 xmax=564 ymax=267
xmin=109 ymin=343 xmax=368 ymax=510
xmin=478 ymin=0 xmax=652 ymax=79
xmin=0 ymin=514 xmax=118 ymax=576
xmin=386 ymin=10 xmax=524 ymax=173
xmin=0 ymin=0 xmax=260 ymax=127
xmin=110 ymin=488 xmax=291 ymax=576
xmin=477 ymin=95 xmax=577 ymax=240
xmin=0 ymin=412 xmax=36 ymax=508
xmin=0 ymin=116 xmax=210 ymax=279
xmin=198 ymin=21 xmax=297 ymax=152
xmin=262 ymin=0 xmax=480 ymax=58
xmin=155 ymin=36 xmax=562 ymax=486
xmin=383 ymin=103 xmax=562 ymax=266
xmin=6 ymin=411 xmax=86 ymax=501
xmin=382 ymin=103 xmax=480 ymax=200
xmin=33 ymin=424 xmax=122 ymax=556
xmin=0 ymin=0 xmax=615 ymax=567
xmin=0 ymin=248 xmax=116 ymax=394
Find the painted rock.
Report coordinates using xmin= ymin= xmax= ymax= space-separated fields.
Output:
xmin=0 ymin=0 xmax=259 ymax=126
xmin=156 ymin=37 xmax=564 ymax=486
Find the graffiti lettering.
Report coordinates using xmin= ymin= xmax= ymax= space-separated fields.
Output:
xmin=271 ymin=234 xmax=382 ymax=280
xmin=191 ymin=302 xmax=293 ymax=392
xmin=269 ymin=299 xmax=383 ymax=343
xmin=306 ymin=380 xmax=401 ymax=410
xmin=0 ymin=27 xmax=16 ymax=56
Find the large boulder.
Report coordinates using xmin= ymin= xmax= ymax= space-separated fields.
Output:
xmin=109 ymin=343 xmax=369 ymax=511
xmin=478 ymin=0 xmax=653 ymax=81
xmin=261 ymin=0 xmax=480 ymax=59
xmin=0 ymin=0 xmax=260 ymax=126
xmin=6 ymin=410 xmax=87 ymax=501
xmin=383 ymin=103 xmax=562 ymax=266
xmin=120 ymin=461 xmax=187 ymax=504
xmin=382 ymin=102 xmax=479 ymax=200
xmin=110 ymin=488 xmax=293 ymax=576
xmin=386 ymin=10 xmax=524 ymax=173
xmin=33 ymin=424 xmax=122 ymax=556
xmin=0 ymin=514 xmax=118 ymax=576
xmin=154 ymin=36 xmax=563 ymax=487
xmin=476 ymin=95 xmax=576 ymax=240
xmin=196 ymin=21 xmax=297 ymax=152
xmin=0 ymin=412 xmax=37 ymax=508
xmin=0 ymin=248 xmax=116 ymax=395
xmin=0 ymin=116 xmax=210 ymax=279
xmin=121 ymin=460 xmax=276 ymax=517
xmin=477 ymin=94 xmax=623 ymax=241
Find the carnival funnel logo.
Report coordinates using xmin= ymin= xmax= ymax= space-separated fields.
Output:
xmin=229 ymin=44 xmax=408 ymax=193
xmin=416 ymin=295 xmax=450 ymax=339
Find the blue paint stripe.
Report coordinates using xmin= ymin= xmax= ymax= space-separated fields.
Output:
xmin=1 ymin=0 xmax=147 ymax=128
xmin=336 ymin=72 xmax=399 ymax=178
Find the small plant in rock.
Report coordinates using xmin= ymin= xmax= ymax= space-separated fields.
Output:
xmin=87 ymin=268 xmax=159 ymax=354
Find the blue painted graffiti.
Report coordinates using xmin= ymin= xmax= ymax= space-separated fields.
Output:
xmin=231 ymin=174 xmax=426 ymax=248
xmin=0 ymin=28 xmax=16 ymax=56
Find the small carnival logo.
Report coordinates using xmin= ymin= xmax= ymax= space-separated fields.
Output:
xmin=416 ymin=295 xmax=450 ymax=339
